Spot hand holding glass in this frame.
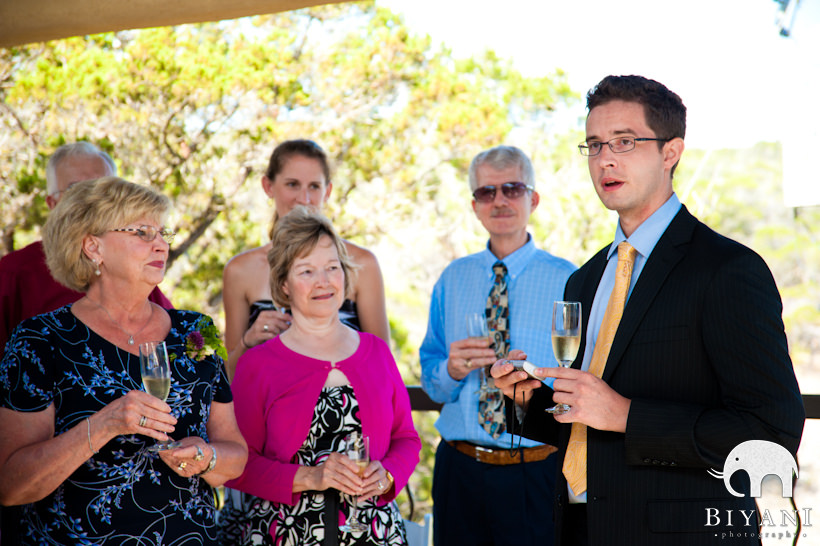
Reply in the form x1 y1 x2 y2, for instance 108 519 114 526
139 341 180 452
466 312 496 391
465 312 491 344
546 301 582 415
339 433 370 533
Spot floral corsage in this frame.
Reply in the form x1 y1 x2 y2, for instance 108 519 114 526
184 319 228 362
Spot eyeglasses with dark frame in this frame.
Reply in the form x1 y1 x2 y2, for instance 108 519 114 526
578 136 669 157
109 225 175 244
472 182 534 203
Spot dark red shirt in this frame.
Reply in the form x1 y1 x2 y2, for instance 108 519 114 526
0 240 173 355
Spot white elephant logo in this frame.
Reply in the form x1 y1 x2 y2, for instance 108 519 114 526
708 440 798 498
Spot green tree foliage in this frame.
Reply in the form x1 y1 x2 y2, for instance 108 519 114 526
0 2 575 311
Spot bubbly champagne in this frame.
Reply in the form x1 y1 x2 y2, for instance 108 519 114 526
356 460 369 477
143 376 171 401
552 334 581 366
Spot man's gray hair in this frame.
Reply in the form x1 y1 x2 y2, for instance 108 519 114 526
468 145 534 191
46 142 117 195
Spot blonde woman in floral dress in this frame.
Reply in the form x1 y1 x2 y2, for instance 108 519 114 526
0 177 247 545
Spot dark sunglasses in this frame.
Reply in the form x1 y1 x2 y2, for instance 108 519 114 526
472 182 534 203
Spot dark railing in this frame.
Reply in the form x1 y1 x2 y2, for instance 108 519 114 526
407 385 442 412
407 386 820 419
402 387 817 520
804 395 820 419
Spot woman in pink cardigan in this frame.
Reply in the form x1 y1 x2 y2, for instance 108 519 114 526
222 207 420 546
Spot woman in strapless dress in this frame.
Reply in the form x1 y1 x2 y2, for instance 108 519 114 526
219 140 391 546
221 139 389 381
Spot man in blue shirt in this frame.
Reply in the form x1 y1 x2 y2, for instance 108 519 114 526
420 145 575 546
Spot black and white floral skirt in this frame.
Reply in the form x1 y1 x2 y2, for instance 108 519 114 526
217 385 407 546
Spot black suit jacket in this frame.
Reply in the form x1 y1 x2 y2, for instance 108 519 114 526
522 206 804 546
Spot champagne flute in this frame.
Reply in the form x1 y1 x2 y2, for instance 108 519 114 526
339 433 370 533
139 341 180 452
546 301 582 415
466 312 490 343
466 312 494 393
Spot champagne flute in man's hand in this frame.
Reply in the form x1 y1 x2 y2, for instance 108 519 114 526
546 301 581 415
466 312 495 392
139 341 180 452
466 312 491 344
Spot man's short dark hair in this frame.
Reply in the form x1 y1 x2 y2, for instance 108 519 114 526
587 75 687 143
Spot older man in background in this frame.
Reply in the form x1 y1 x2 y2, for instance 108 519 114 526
0 142 174 358
420 145 575 545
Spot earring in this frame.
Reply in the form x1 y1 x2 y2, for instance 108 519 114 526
93 259 101 276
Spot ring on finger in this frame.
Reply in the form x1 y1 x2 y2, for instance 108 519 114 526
194 446 204 461
178 462 187 471
139 415 147 427
465 358 472 368
377 480 384 490
263 324 270 332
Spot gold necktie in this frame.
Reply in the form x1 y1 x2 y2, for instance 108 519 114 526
563 242 637 496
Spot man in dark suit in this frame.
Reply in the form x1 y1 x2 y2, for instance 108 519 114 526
492 75 805 545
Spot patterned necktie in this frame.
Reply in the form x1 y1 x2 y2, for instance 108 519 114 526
563 242 637 496
480 261 509 438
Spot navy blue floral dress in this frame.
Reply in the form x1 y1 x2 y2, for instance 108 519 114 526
0 305 233 545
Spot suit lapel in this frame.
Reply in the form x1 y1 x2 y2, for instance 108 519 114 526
600 206 697 383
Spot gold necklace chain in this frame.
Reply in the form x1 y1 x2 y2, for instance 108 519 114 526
88 298 155 345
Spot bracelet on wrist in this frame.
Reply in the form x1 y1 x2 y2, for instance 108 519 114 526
197 445 217 477
86 417 99 454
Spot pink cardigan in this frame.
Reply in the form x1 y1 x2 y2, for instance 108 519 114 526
226 332 421 507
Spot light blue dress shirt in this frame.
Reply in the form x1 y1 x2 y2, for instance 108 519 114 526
570 193 682 503
420 235 576 448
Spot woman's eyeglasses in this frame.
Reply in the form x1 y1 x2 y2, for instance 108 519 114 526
472 182 534 203
109 225 175 244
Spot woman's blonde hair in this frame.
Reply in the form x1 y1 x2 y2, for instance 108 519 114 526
268 206 357 308
43 177 170 292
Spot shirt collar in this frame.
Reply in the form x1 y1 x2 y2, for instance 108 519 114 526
480 233 536 280
609 193 682 260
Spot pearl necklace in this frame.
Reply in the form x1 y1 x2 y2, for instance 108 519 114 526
89 299 155 345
